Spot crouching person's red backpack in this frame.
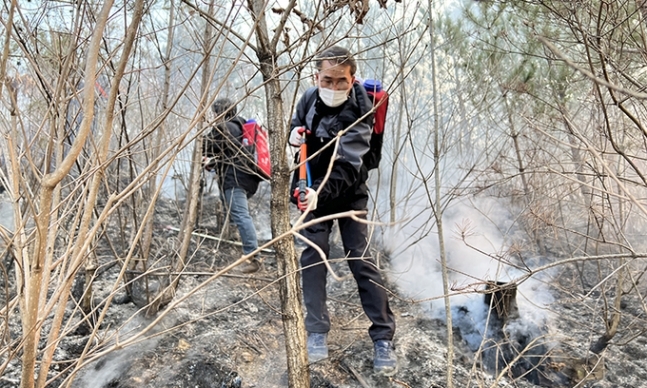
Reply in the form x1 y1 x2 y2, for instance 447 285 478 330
242 119 271 180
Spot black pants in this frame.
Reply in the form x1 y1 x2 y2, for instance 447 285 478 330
299 213 396 342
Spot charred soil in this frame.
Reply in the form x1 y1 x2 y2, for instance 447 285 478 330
2 191 647 388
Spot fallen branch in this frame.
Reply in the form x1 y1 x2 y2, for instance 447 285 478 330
165 225 274 253
343 362 371 388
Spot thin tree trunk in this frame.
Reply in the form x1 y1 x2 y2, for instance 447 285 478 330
5 76 30 329
35 2 144 385
453 65 470 156
560 109 605 258
590 264 625 353
141 0 176 263
389 58 406 224
40 17 87 310
503 95 546 256
428 1 454 387
176 0 214 283
0 0 16 99
19 2 114 386
38 52 77 320
248 0 310 386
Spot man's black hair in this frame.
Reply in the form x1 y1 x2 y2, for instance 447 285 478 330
314 46 357 76
212 98 237 119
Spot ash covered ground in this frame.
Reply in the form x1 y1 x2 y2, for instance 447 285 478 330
1 184 647 388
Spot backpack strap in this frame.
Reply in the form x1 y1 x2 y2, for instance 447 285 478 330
302 87 320 138
354 83 382 170
353 82 372 121
304 87 318 111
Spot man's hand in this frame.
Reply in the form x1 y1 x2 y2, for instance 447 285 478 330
202 156 216 171
289 126 308 147
293 187 317 211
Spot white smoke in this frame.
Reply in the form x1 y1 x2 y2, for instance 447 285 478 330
72 313 166 387
379 195 555 350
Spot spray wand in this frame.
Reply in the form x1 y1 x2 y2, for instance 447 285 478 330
298 127 309 205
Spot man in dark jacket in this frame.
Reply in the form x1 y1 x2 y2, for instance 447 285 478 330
289 46 397 375
203 98 262 273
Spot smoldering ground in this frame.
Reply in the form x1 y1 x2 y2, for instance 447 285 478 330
2 175 647 387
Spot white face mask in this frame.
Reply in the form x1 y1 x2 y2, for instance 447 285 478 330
319 87 349 107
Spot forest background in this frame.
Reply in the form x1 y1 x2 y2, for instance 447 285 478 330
1 0 647 387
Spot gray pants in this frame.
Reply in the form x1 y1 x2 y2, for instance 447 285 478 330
299 213 396 342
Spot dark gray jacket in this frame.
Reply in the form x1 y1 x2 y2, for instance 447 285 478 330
290 83 373 215
203 116 260 197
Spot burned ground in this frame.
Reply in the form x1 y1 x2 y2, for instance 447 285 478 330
2 190 647 388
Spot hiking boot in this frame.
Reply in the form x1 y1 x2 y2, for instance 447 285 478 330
373 340 397 376
236 258 261 274
307 332 328 363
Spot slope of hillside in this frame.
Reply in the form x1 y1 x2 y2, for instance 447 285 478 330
2 191 646 388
